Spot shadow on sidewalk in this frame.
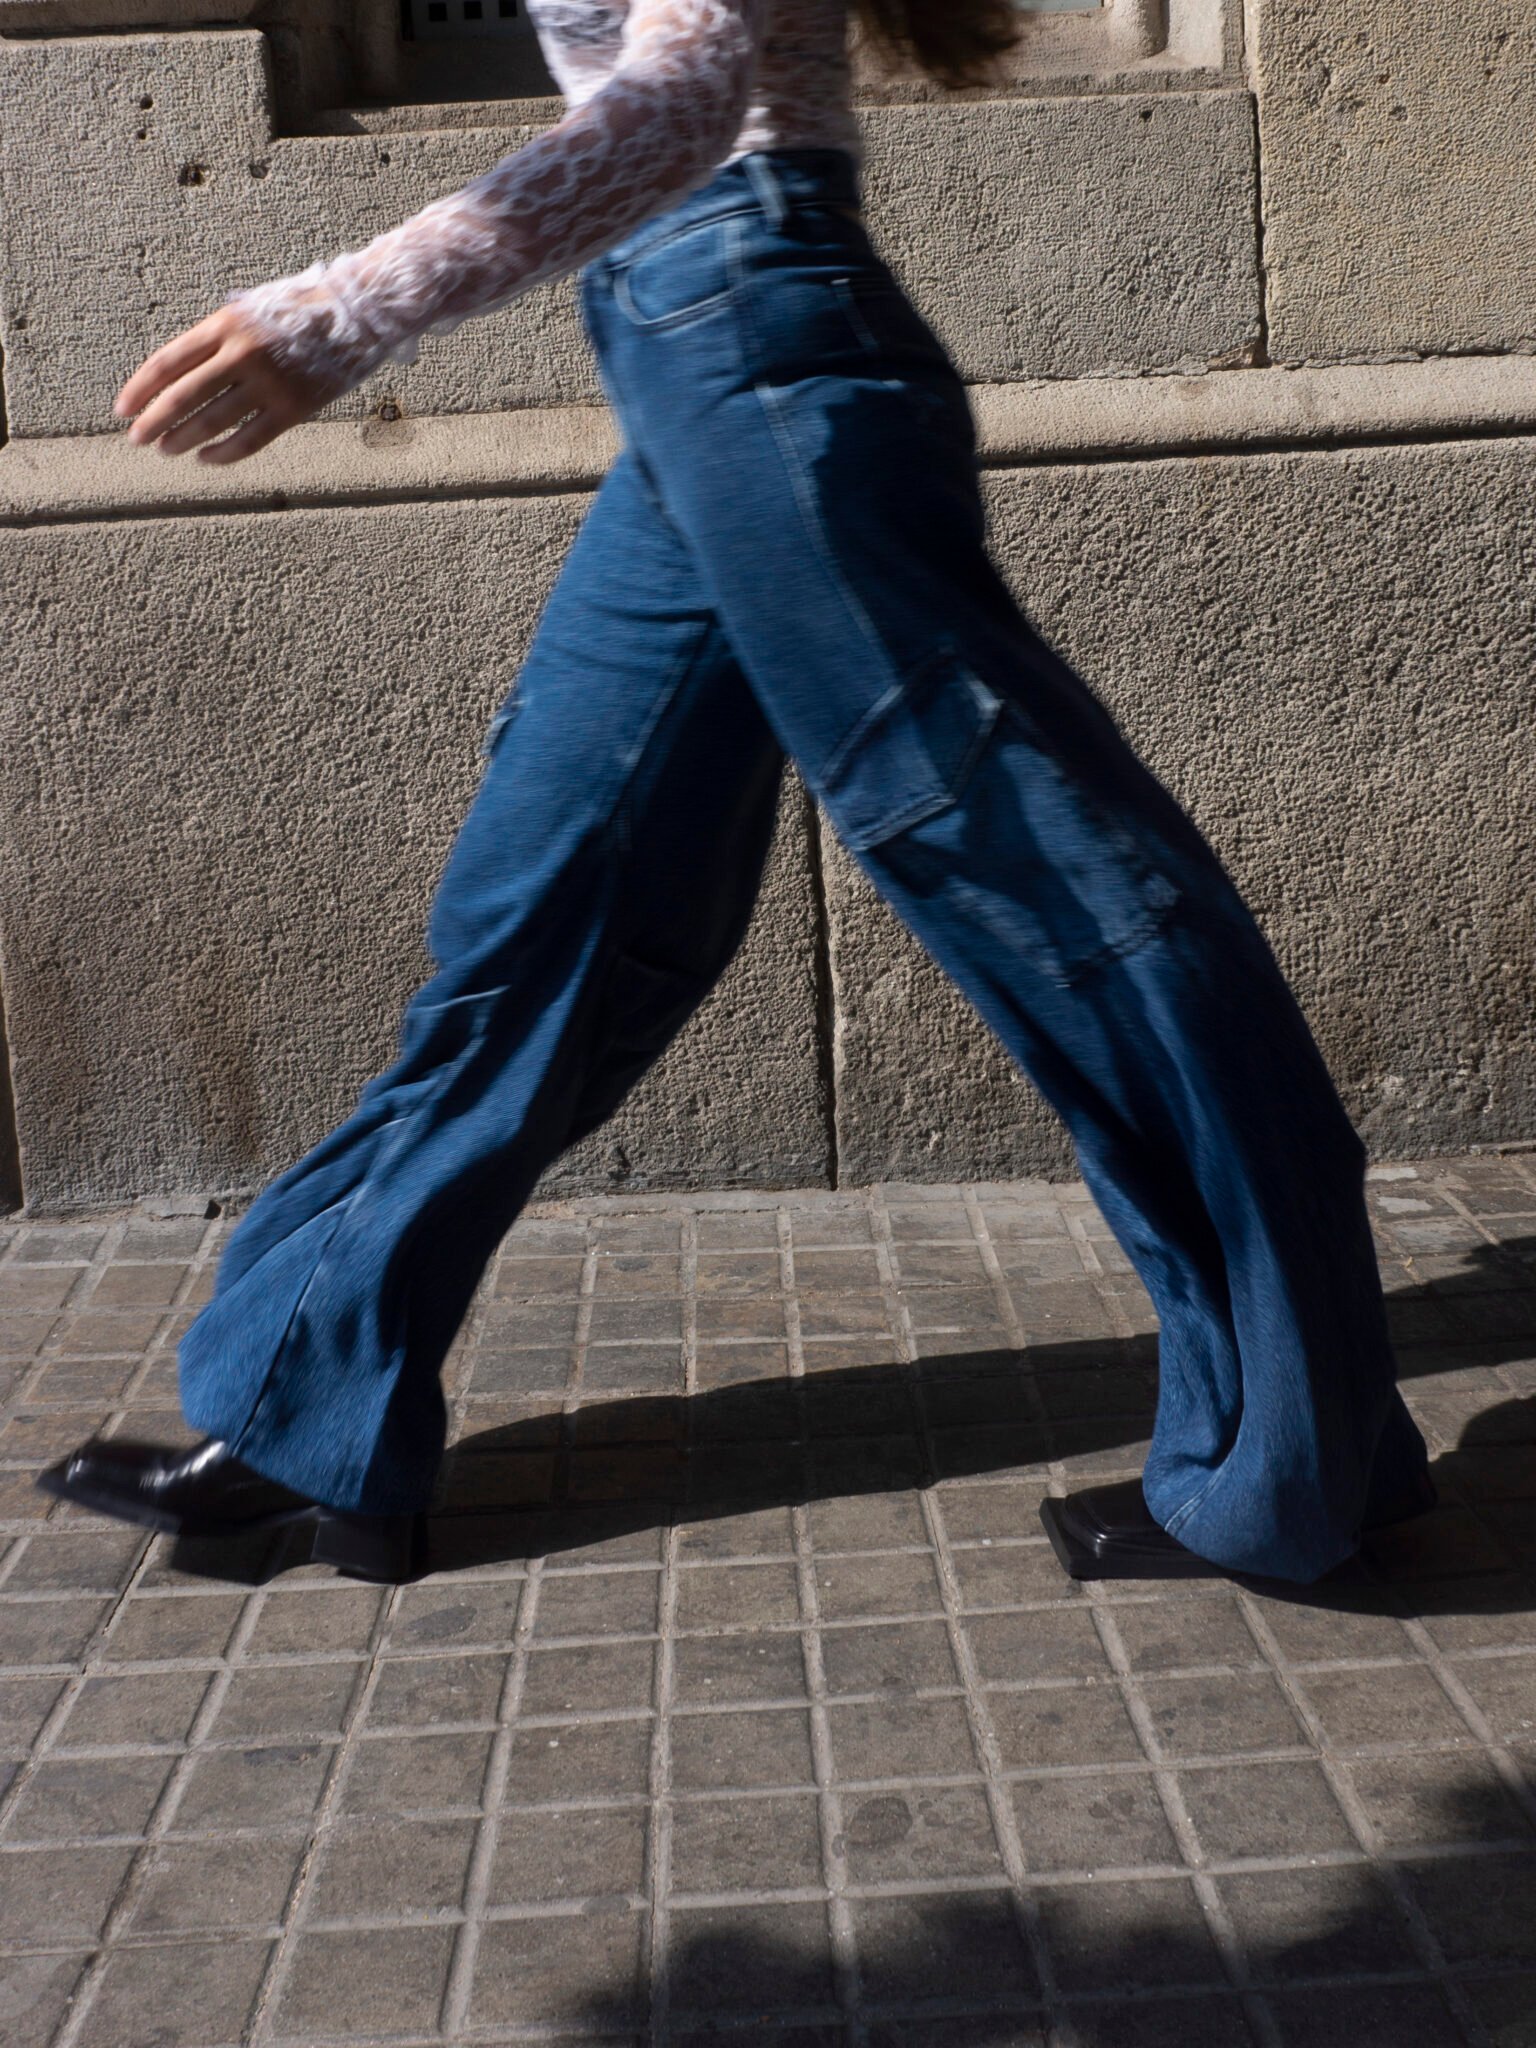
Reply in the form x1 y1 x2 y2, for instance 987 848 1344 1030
549 1773 1536 2043
171 1238 1536 1615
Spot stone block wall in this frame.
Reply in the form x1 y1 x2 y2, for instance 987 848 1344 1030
1 1 1532 1210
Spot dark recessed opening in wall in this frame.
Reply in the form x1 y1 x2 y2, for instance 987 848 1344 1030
394 0 558 105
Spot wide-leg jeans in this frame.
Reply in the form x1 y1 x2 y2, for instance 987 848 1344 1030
180 147 1432 1580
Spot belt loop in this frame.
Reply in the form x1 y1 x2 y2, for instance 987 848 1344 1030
743 152 789 229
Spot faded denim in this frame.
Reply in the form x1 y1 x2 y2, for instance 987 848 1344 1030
180 148 1431 1580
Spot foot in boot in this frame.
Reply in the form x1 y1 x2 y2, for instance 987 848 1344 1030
36 1434 425 1582
1040 1479 1217 1581
1040 1474 1439 1583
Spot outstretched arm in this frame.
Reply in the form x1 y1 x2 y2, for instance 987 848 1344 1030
115 0 765 462
225 0 765 392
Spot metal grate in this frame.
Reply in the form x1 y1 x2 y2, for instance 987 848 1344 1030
405 0 539 41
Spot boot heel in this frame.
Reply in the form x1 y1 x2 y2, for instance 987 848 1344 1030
311 1510 426 1583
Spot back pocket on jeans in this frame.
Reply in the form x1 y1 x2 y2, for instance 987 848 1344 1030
819 641 1002 853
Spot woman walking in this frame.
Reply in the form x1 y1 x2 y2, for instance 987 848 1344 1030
41 0 1434 1585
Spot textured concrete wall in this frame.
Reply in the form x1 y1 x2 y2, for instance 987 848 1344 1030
0 499 826 1210
2 11 1533 1210
1257 0 1536 362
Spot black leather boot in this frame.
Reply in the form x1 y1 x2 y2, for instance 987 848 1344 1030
1040 1479 1218 1581
35 1435 426 1583
1040 1473 1437 1583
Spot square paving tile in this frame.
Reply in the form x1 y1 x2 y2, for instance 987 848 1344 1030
534 1568 662 1639
491 1801 649 1904
243 1585 384 1658
504 1714 654 1803
1036 1878 1223 1994
1265 1982 1466 2048
274 1926 456 2037
826 1696 979 1783
1296 1662 1477 1751
1176 1760 1358 1862
966 1607 1113 1686
306 1813 477 1919
6 1528 146 1596
671 1790 823 1894
674 1630 807 1706
0 1951 90 2048
841 1782 1006 1884
100 1591 246 1663
820 1618 959 1697
671 1707 815 1793
5 1753 174 1841
678 1560 801 1629
340 1730 492 1814
1107 1596 1263 1674
669 1901 836 2016
1221 1865 1419 1983
0 1843 137 1943
54 1668 212 1750
1012 1770 1182 1873
522 1637 658 1715
1137 1673 1308 1760
471 1908 647 2026
364 1651 504 1729
173 1740 336 1830
1402 1848 1536 1965
129 1831 307 1933
855 1891 1039 2004
0 1673 65 1750
210 1661 363 1742
989 1685 1145 1770
74 1937 271 2048
1343 1747 1534 1849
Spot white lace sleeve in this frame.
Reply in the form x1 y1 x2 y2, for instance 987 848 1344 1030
223 0 766 399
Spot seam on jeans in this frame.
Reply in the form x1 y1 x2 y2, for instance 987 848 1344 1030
1053 884 1185 988
222 974 517 1479
606 185 839 274
1161 1471 1223 1542
753 376 897 702
220 1180 372 1485
986 695 1186 987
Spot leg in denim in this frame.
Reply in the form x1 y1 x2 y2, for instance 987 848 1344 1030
578 150 1430 1580
179 448 783 1512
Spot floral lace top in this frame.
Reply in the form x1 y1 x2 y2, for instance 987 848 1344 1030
223 0 857 399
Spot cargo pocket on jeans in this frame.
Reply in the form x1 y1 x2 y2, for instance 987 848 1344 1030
819 640 1002 854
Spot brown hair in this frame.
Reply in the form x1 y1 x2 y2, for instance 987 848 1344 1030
853 0 1023 89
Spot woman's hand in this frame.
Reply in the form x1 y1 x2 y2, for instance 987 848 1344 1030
113 303 340 465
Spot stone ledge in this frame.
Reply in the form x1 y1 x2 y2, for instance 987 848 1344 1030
4 354 1535 526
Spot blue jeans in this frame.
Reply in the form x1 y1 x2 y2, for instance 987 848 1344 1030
180 148 1430 1579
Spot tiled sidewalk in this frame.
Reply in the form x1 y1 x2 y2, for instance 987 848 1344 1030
1 1158 1534 2047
